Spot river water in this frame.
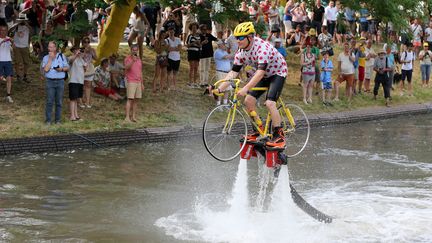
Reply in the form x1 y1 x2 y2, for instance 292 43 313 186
0 114 431 242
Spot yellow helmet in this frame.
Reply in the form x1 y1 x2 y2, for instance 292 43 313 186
234 22 255 37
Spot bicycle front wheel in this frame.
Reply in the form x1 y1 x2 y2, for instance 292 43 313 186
203 104 248 162
279 103 310 158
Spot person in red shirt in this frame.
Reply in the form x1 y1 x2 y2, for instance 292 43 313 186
52 1 66 29
21 0 46 34
260 0 271 23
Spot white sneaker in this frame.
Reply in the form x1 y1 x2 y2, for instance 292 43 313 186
6 96 13 103
86 105 92 108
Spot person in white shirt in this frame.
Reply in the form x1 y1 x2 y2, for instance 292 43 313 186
10 14 32 83
399 43 415 96
166 27 182 90
364 40 376 94
419 42 432 87
68 47 86 121
410 18 423 57
0 24 13 103
324 0 337 36
424 21 432 48
268 2 280 35
335 42 355 101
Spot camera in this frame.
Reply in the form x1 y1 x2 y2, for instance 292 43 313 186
79 48 85 53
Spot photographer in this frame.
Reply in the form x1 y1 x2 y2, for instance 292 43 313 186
21 0 46 35
419 42 432 87
68 46 86 121
0 23 13 103
124 44 143 123
373 50 392 107
10 14 32 83
41 41 69 124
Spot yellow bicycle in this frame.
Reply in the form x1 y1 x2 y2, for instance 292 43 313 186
203 79 310 161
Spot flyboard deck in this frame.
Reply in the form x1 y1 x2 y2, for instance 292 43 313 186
241 140 333 223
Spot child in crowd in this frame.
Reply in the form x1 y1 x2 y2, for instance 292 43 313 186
68 47 86 121
320 51 333 106
301 40 316 104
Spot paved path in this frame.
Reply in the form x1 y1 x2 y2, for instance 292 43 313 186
0 103 431 156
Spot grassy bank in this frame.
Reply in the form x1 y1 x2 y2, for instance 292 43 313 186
0 44 431 139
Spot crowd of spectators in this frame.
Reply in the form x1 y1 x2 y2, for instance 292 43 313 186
1 0 432 125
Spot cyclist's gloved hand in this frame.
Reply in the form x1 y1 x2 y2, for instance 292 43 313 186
203 85 219 100
203 84 214 95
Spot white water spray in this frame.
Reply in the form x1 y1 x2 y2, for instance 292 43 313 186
155 158 313 242
228 158 249 219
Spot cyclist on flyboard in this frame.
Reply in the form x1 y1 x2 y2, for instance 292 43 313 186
213 22 288 149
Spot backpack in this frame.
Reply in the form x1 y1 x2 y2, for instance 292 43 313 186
57 53 69 80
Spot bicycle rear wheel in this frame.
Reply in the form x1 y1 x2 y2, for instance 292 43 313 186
203 104 248 162
279 103 310 157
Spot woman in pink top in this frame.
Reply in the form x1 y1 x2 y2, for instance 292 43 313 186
124 44 144 122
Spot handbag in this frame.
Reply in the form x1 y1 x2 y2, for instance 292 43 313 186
157 55 168 67
327 47 334 56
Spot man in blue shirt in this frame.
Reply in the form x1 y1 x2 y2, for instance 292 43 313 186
41 41 69 124
344 7 356 37
274 38 287 58
213 40 233 106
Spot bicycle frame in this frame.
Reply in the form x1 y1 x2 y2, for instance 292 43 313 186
214 79 296 139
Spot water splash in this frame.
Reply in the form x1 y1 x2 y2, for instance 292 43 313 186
228 158 249 219
155 159 312 242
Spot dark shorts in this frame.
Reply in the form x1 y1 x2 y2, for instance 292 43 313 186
248 75 285 102
0 61 13 77
69 83 83 100
167 59 180 72
401 69 413 83
360 22 368 32
187 50 200 61
321 81 332 90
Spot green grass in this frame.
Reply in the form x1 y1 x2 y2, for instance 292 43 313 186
0 43 431 139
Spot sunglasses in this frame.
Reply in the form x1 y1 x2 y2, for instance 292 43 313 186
236 36 247 41
83 41 90 44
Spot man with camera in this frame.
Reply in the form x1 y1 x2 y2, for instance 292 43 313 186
21 0 45 35
419 42 432 88
41 41 69 124
373 50 392 107
0 23 13 103
10 14 32 83
124 44 144 123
